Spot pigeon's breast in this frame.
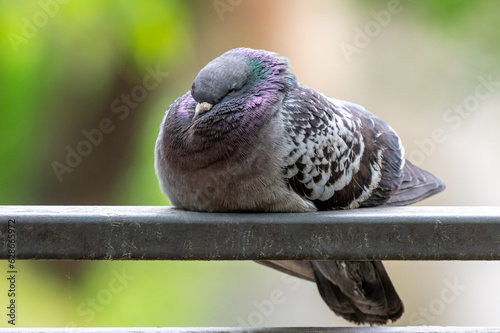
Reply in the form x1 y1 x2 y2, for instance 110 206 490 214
156 111 314 213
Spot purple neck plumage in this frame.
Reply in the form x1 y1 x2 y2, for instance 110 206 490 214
162 48 297 171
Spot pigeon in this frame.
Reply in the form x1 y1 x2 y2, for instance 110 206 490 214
154 47 445 325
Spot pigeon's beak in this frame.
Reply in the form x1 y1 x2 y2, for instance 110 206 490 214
193 102 213 120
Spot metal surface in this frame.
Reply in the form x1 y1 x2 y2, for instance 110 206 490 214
1 206 500 260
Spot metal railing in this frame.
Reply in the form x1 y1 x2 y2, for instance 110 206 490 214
1 327 500 333
1 205 500 332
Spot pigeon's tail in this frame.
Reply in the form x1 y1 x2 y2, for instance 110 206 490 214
311 260 403 325
386 159 446 206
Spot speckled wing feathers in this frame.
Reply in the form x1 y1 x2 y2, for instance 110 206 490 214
281 84 406 210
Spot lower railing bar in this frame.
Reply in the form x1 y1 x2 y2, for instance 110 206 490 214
1 326 500 333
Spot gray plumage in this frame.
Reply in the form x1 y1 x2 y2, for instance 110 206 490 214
154 48 445 325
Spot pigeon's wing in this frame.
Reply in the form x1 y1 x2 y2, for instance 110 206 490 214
342 101 446 207
281 84 445 209
281 84 371 209
384 159 446 206
273 84 445 324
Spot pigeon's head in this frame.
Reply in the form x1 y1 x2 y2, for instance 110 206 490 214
190 48 296 119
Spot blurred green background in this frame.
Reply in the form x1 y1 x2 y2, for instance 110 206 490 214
1 0 500 328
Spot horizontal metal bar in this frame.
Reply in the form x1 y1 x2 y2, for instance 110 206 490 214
1 327 500 333
1 206 500 260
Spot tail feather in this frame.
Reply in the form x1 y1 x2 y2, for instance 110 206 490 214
256 260 315 282
311 260 403 325
257 260 404 325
